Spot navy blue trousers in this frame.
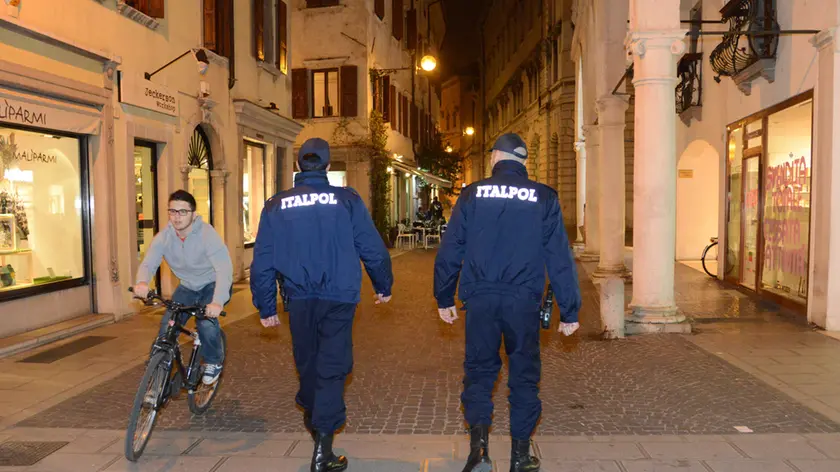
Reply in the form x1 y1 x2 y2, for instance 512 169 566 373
462 294 542 440
288 298 356 434
158 283 225 364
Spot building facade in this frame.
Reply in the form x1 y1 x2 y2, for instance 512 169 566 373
478 0 583 241
440 74 481 187
0 0 300 338
290 0 449 228
572 0 840 334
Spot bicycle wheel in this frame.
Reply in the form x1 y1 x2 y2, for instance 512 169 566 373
125 351 170 461
187 330 227 415
701 241 718 278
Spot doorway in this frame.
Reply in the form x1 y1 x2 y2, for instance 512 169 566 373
134 141 160 291
187 126 213 225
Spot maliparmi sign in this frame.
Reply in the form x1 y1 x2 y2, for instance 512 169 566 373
118 72 179 117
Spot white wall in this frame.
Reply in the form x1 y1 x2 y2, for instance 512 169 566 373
676 139 720 260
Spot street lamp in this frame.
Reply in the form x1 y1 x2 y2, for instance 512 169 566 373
420 55 437 72
464 126 475 136
445 145 453 153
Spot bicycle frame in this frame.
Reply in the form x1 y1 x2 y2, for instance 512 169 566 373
151 311 211 402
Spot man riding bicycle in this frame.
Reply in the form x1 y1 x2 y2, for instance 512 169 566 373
133 190 233 385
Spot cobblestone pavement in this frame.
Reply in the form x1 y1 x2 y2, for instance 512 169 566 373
17 251 840 435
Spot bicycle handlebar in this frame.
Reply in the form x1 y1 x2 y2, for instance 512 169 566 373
128 287 226 318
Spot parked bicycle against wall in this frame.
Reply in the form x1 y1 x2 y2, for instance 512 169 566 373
124 288 227 462
701 237 719 278
701 237 738 279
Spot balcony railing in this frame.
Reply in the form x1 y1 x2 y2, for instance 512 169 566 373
709 0 779 79
676 53 702 114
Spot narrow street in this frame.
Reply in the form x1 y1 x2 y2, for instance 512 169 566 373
2 250 840 470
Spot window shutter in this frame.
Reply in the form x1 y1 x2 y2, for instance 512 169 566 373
411 102 419 142
404 96 409 135
277 1 288 73
389 84 396 127
340 65 358 118
147 0 165 18
392 0 403 40
383 76 391 123
375 0 385 19
406 8 417 50
203 0 217 51
292 69 309 119
218 0 234 59
253 0 265 61
419 110 425 147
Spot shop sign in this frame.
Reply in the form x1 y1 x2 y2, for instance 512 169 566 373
118 72 179 117
0 92 101 135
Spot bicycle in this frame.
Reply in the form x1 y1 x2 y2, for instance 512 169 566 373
701 237 719 278
701 237 738 279
124 288 227 462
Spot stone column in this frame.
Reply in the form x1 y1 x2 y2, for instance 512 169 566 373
210 168 230 239
808 27 840 330
624 16 690 333
179 165 191 189
579 124 600 261
574 140 586 251
594 96 630 278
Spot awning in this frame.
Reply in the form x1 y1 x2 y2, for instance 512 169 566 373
390 160 452 188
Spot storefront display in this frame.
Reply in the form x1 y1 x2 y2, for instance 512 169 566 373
0 125 86 295
725 93 813 309
243 143 265 246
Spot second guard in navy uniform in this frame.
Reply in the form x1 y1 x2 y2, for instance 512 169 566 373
250 138 393 472
434 133 582 472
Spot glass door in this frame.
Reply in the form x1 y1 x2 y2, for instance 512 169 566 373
187 127 213 225
134 141 160 291
741 156 760 289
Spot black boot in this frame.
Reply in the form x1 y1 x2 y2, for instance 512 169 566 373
510 439 540 472
461 425 492 472
303 411 316 441
311 431 348 472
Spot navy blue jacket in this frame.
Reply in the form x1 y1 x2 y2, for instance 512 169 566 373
250 171 393 319
434 160 582 323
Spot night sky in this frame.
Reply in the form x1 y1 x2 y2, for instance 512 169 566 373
439 0 486 80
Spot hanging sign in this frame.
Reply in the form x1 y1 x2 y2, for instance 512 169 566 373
118 72 179 117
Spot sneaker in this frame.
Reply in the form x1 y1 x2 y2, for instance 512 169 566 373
202 364 223 385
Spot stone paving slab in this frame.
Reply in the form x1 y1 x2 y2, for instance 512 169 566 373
8 429 840 471
15 251 840 436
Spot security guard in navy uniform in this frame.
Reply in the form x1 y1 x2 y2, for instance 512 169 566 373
250 138 393 472
434 133 582 472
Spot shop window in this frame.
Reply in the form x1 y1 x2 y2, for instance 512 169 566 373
243 143 266 247
761 98 813 304
0 127 88 296
726 93 813 308
725 127 743 280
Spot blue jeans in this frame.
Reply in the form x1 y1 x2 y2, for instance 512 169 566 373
157 283 226 365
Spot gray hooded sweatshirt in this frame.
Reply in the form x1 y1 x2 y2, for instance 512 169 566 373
136 216 233 306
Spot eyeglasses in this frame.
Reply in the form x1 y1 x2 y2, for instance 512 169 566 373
167 209 193 217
